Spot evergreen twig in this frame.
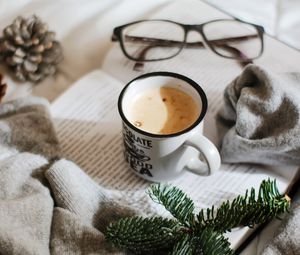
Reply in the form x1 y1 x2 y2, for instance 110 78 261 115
106 217 180 254
105 179 290 255
147 184 195 227
171 234 194 255
195 179 290 233
191 228 234 255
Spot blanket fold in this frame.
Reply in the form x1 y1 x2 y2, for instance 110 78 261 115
47 159 135 255
218 64 300 165
0 97 133 255
218 64 300 254
261 191 300 254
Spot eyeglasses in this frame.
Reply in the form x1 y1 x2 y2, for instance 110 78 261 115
112 19 264 70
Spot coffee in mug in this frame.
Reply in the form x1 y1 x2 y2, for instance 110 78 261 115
127 87 200 135
118 72 221 182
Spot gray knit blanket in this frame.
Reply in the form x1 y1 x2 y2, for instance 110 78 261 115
218 65 300 254
0 97 135 254
0 65 299 254
219 65 300 166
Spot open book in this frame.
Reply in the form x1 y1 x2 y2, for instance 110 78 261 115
51 0 300 252
51 70 300 251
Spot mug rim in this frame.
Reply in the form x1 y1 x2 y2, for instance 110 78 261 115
118 72 208 138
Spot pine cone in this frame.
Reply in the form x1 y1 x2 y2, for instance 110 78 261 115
0 15 63 83
0 73 7 102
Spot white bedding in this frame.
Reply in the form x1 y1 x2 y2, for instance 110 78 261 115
0 0 174 100
0 0 299 101
205 0 300 50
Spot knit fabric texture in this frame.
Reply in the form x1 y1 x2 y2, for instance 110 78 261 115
218 64 300 254
0 97 135 255
261 190 300 254
218 64 300 165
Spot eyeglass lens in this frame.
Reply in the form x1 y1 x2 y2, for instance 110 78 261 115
203 20 262 60
121 20 185 61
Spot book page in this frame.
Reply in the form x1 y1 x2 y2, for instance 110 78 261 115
51 70 299 249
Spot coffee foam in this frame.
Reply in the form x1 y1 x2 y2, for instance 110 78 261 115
127 86 200 135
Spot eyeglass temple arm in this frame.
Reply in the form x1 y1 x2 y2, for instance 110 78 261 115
133 43 252 71
133 45 156 71
121 34 258 48
113 34 257 70
218 44 253 67
129 35 254 70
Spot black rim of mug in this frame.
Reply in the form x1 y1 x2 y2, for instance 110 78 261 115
118 71 208 138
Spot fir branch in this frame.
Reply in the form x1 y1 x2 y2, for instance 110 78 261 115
196 179 290 233
192 228 234 255
147 183 195 226
105 179 290 255
171 229 233 255
171 234 194 255
105 216 181 253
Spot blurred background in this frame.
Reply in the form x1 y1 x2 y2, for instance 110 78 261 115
0 0 299 102
204 0 300 50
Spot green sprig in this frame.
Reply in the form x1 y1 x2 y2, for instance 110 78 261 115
105 179 290 255
106 217 180 253
147 184 195 227
196 179 290 233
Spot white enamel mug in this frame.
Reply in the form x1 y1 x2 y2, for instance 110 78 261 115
118 72 221 182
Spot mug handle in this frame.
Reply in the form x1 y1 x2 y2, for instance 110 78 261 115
184 132 221 176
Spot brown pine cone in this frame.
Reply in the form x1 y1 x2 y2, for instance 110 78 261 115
0 73 7 102
0 15 63 83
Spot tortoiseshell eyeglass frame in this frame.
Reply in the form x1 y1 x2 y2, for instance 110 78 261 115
112 19 264 70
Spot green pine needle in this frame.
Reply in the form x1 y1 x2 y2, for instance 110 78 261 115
196 179 290 233
171 229 233 255
147 183 195 226
105 216 180 253
171 234 194 255
105 179 291 255
192 228 234 255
